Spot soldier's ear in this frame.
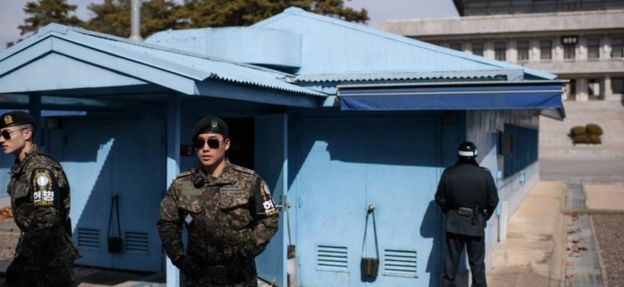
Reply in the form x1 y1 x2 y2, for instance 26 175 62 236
224 137 230 151
23 128 33 141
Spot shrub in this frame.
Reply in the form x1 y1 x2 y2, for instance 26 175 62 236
570 126 586 136
586 123 603 135
573 134 591 144
590 134 602 144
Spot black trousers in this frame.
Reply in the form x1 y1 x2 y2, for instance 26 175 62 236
5 264 73 287
442 232 486 287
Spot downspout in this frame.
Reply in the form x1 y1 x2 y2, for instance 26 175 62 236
129 0 143 42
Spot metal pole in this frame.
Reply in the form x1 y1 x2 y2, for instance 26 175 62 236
130 0 143 42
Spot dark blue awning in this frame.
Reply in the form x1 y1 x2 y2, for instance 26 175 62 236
338 82 565 119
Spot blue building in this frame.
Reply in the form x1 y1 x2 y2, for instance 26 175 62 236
0 8 563 287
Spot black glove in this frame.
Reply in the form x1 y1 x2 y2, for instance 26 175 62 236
173 255 201 277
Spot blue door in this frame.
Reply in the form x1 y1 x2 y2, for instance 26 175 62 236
293 117 442 287
49 119 165 272
254 114 288 286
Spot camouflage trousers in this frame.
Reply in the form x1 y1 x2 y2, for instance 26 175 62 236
5 262 74 287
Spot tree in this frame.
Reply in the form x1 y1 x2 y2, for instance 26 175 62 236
18 0 83 36
84 0 368 38
176 0 368 28
85 0 179 38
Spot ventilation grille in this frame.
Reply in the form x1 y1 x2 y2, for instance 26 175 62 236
383 249 418 278
316 245 348 271
125 231 149 255
77 228 99 249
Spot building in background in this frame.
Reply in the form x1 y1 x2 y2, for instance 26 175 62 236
381 0 624 103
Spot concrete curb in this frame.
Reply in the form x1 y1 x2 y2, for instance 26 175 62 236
589 215 609 287
561 209 624 215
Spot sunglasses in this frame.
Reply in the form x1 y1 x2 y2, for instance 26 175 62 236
193 138 221 149
0 128 26 141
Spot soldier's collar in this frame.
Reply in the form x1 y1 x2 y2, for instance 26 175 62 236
212 162 235 185
12 144 39 174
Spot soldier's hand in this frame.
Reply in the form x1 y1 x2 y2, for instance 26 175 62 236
173 255 201 277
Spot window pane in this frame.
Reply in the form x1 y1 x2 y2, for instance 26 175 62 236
517 40 529 61
612 38 623 58
612 78 624 94
587 38 600 59
495 41 507 61
472 42 484 56
588 78 602 100
449 42 463 51
540 40 552 60
564 44 576 59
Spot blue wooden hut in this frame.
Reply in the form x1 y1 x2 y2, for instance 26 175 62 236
0 7 563 287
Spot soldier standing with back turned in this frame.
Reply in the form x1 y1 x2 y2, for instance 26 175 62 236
435 141 499 287
0 111 80 287
157 116 279 287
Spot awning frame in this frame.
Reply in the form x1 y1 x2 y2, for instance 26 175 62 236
337 80 566 120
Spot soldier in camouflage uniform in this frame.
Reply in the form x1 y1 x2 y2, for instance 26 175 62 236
0 111 81 287
158 116 279 287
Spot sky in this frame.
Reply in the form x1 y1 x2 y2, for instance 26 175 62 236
0 0 459 50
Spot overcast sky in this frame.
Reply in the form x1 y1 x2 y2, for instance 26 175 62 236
0 0 458 49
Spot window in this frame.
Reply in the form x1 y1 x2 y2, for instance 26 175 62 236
540 40 552 60
587 38 600 59
495 41 507 61
612 78 624 94
565 79 576 101
588 79 602 100
612 37 624 58
471 42 484 56
564 44 576 60
449 42 463 51
517 40 529 61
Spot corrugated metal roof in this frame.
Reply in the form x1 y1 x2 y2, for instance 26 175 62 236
292 69 524 83
0 24 324 97
254 7 557 82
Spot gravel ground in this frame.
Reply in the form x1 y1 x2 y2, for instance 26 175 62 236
592 214 624 287
0 217 19 261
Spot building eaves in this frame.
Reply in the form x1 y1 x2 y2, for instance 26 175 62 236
293 69 524 83
380 9 624 36
0 23 325 97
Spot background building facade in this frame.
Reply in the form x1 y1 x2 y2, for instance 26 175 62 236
381 0 624 103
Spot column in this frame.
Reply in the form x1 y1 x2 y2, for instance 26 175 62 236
166 91 181 287
604 76 615 101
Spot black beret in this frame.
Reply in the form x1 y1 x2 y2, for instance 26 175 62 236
191 116 229 140
0 111 35 129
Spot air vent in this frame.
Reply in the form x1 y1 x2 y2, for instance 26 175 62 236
383 249 418 278
125 231 149 255
77 228 99 249
316 245 348 271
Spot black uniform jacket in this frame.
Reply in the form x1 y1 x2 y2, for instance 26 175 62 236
435 163 499 237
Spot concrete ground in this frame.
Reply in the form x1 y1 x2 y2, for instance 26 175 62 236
488 180 624 287
488 181 565 287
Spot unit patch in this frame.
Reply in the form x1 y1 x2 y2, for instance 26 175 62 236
32 169 54 207
258 180 277 216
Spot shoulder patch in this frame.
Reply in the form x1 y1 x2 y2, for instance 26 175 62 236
231 164 256 175
31 168 56 207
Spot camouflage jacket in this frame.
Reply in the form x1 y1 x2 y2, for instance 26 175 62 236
157 162 279 283
8 144 81 269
